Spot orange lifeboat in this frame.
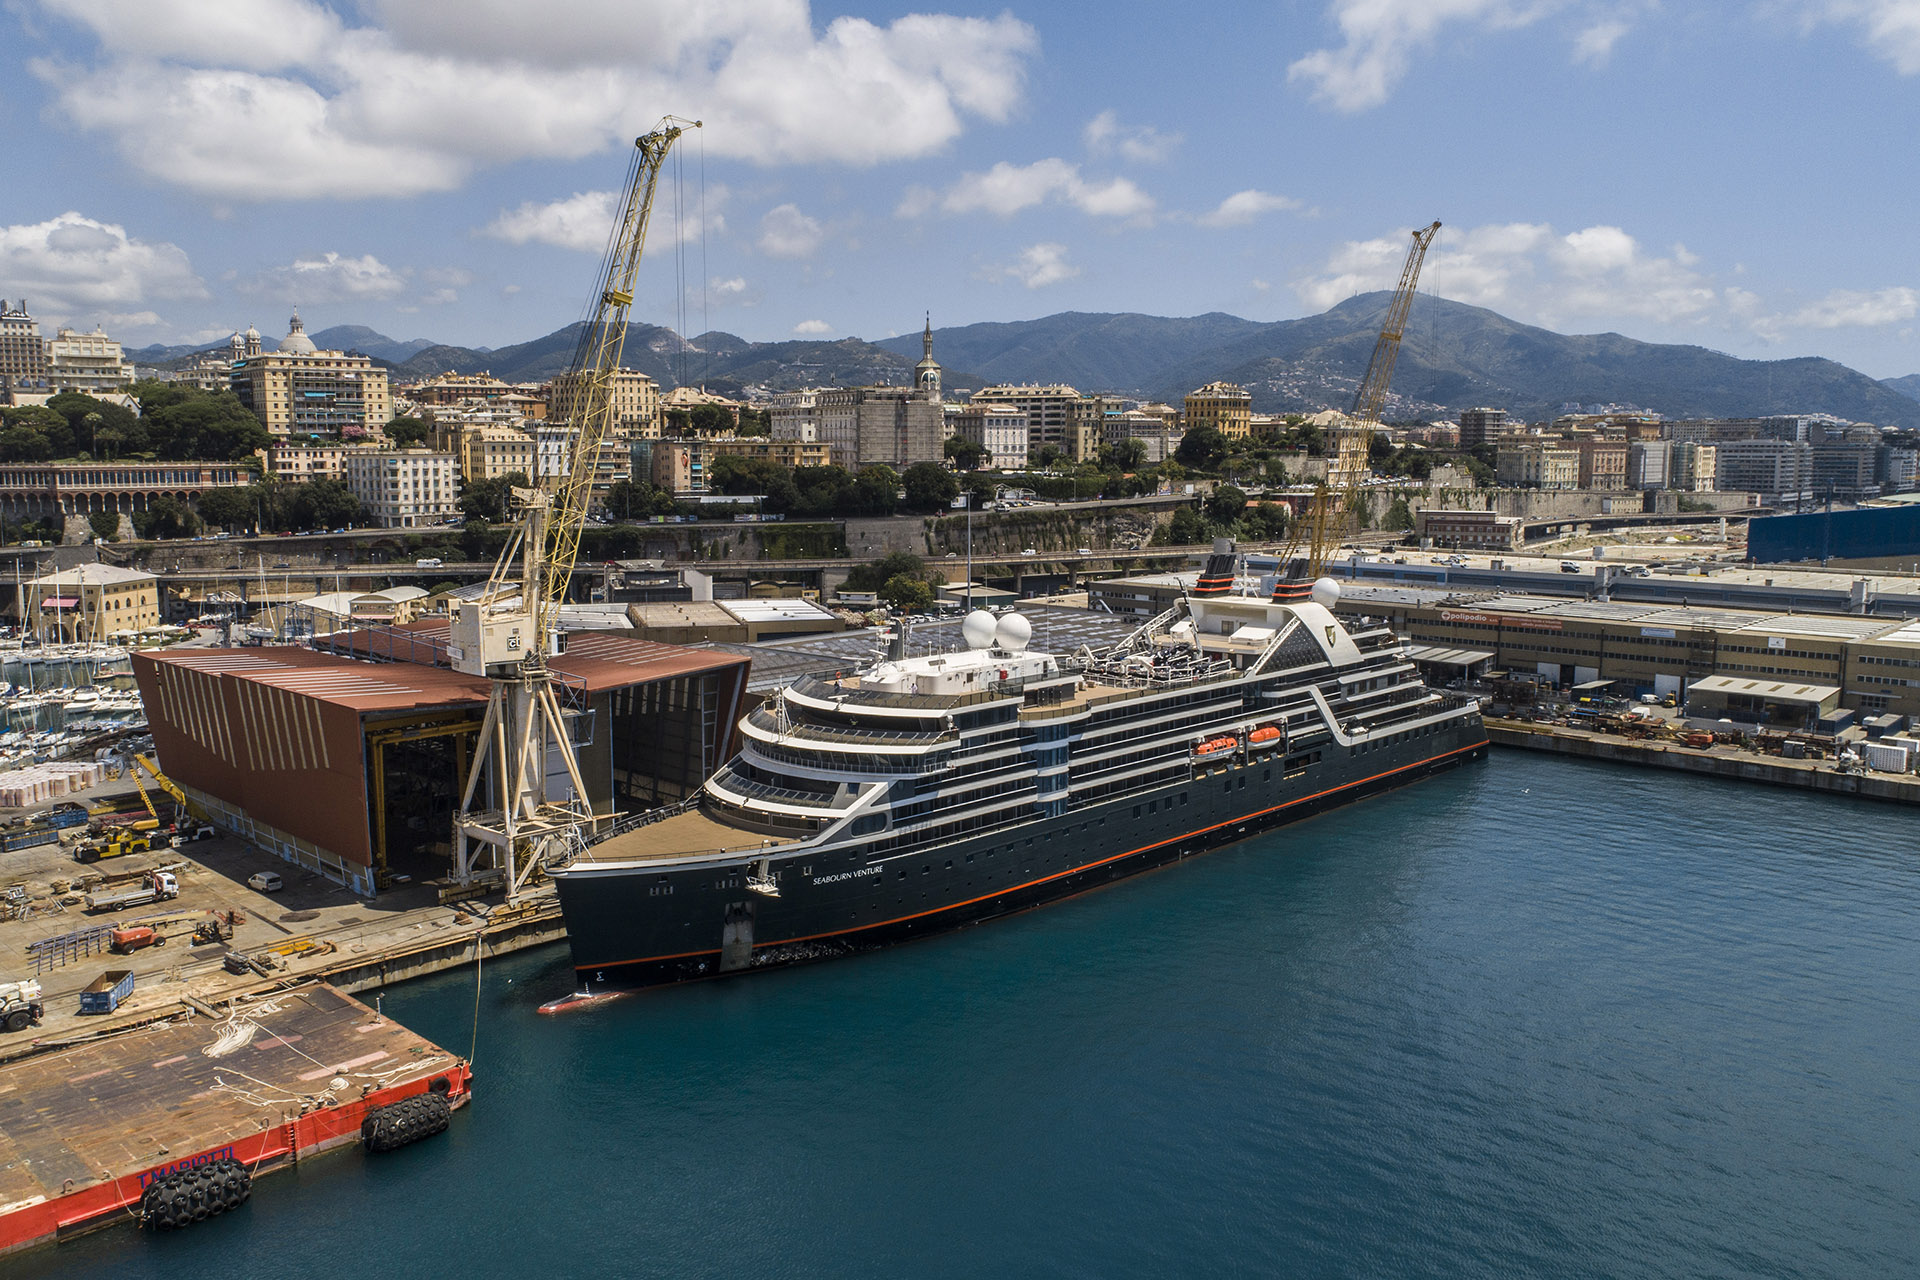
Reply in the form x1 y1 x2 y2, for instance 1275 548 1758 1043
1194 736 1238 756
1247 725 1282 747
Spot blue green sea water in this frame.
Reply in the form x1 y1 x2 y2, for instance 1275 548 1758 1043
21 752 1920 1278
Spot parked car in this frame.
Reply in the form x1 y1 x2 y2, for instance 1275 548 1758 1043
247 871 284 893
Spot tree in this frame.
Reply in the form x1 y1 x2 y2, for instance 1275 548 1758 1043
852 465 900 516
845 550 930 593
1034 444 1064 469
687 404 736 435
1238 501 1289 541
287 478 363 531
944 436 989 470
1157 506 1210 546
879 572 935 613
460 471 529 524
736 407 772 437
384 415 434 448
88 511 120 542
196 486 260 532
1383 495 1414 531
1110 438 1148 471
146 392 272 461
133 496 200 540
0 425 52 462
1204 484 1247 525
1175 426 1228 470
902 461 960 512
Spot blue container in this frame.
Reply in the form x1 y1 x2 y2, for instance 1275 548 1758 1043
78 969 135 1015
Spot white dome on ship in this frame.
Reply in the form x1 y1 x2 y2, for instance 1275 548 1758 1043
1311 577 1341 608
993 612 1031 654
961 609 997 650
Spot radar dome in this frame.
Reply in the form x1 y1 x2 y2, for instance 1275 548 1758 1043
961 609 997 650
993 612 1032 654
1310 577 1342 609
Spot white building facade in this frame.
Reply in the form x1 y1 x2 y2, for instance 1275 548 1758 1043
344 450 459 528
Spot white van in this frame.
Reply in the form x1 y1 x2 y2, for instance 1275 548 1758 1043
416 557 444 568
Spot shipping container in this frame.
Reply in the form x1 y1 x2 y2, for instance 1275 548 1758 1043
77 969 135 1015
1863 741 1913 773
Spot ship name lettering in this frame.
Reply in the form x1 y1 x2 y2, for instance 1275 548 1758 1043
811 867 881 885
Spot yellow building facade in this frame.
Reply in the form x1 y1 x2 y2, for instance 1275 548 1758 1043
25 563 160 643
1183 382 1253 440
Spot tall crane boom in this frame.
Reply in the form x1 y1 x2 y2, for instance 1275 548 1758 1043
1294 219 1440 578
450 118 697 902
538 124 691 639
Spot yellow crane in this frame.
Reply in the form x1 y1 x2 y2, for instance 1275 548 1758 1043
449 118 698 900
1286 220 1441 579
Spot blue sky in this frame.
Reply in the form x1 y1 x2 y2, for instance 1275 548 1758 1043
3 0 1918 379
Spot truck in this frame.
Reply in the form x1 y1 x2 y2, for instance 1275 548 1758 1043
78 969 135 1015
83 870 179 914
169 822 216 848
1 979 44 1034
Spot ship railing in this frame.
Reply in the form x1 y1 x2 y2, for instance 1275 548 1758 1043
746 705 956 747
586 796 700 848
788 670 1032 711
710 766 855 810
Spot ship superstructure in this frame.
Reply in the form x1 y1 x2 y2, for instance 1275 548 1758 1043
550 565 1488 990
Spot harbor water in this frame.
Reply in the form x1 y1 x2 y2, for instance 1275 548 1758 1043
20 752 1920 1279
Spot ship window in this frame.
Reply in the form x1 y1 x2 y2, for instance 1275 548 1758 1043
1237 778 1246 790
1133 806 1141 818
1263 769 1271 781
965 853 974 863
922 866 930 875
1181 794 1188 805
1147 801 1157 814
898 869 907 880
944 860 952 870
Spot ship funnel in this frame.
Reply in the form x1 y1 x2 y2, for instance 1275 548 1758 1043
1192 536 1238 598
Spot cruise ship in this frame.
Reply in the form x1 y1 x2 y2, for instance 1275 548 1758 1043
549 547 1490 992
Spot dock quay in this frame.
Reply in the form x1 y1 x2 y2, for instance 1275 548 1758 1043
1487 717 1920 804
0 980 472 1256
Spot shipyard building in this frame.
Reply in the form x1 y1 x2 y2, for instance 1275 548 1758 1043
132 627 748 896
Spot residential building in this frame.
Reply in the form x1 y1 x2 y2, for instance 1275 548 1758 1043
545 368 659 438
408 371 518 409
1626 440 1671 491
1495 442 1580 489
1183 381 1254 440
1714 439 1813 506
769 389 822 441
1879 444 1920 494
0 299 49 395
660 385 742 430
25 563 160 643
1413 510 1523 550
267 444 364 484
1672 441 1717 492
1576 439 1629 490
948 404 1029 470
454 424 536 483
1457 407 1509 449
969 384 1085 462
343 449 459 528
1811 438 1881 501
231 313 392 441
815 385 945 470
1103 409 1180 463
45 325 134 394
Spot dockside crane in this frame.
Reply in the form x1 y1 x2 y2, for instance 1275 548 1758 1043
1283 219 1441 580
449 118 698 901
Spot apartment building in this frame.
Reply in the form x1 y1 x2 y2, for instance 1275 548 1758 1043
45 326 134 394
1457 407 1510 449
344 449 459 527
231 314 392 440
0 299 48 394
969 384 1086 461
545 367 660 438
1183 381 1254 440
947 404 1030 470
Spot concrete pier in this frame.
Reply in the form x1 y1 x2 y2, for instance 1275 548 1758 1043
1487 718 1920 804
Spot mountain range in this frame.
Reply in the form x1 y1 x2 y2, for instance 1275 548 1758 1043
129 299 1920 428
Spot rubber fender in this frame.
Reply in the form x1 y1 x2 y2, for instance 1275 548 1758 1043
361 1091 452 1153
140 1157 251 1230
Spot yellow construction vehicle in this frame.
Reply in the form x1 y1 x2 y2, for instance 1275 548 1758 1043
1281 220 1442 579
76 827 157 864
131 754 208 823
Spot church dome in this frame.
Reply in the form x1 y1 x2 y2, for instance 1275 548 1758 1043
280 311 318 355
245 325 260 340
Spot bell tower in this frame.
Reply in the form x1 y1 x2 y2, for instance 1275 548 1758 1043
913 312 942 403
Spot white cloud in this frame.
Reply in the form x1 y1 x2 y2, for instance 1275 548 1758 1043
1776 287 1920 332
1810 1 1920 74
484 191 621 253
984 243 1079 289
793 319 833 335
1294 220 1713 324
27 0 1040 200
0 211 207 327
1198 189 1304 228
712 276 748 297
908 158 1155 220
758 204 825 259
1083 110 1181 163
239 252 408 303
1572 18 1631 66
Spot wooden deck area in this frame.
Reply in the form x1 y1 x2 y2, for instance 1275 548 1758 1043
575 809 794 865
